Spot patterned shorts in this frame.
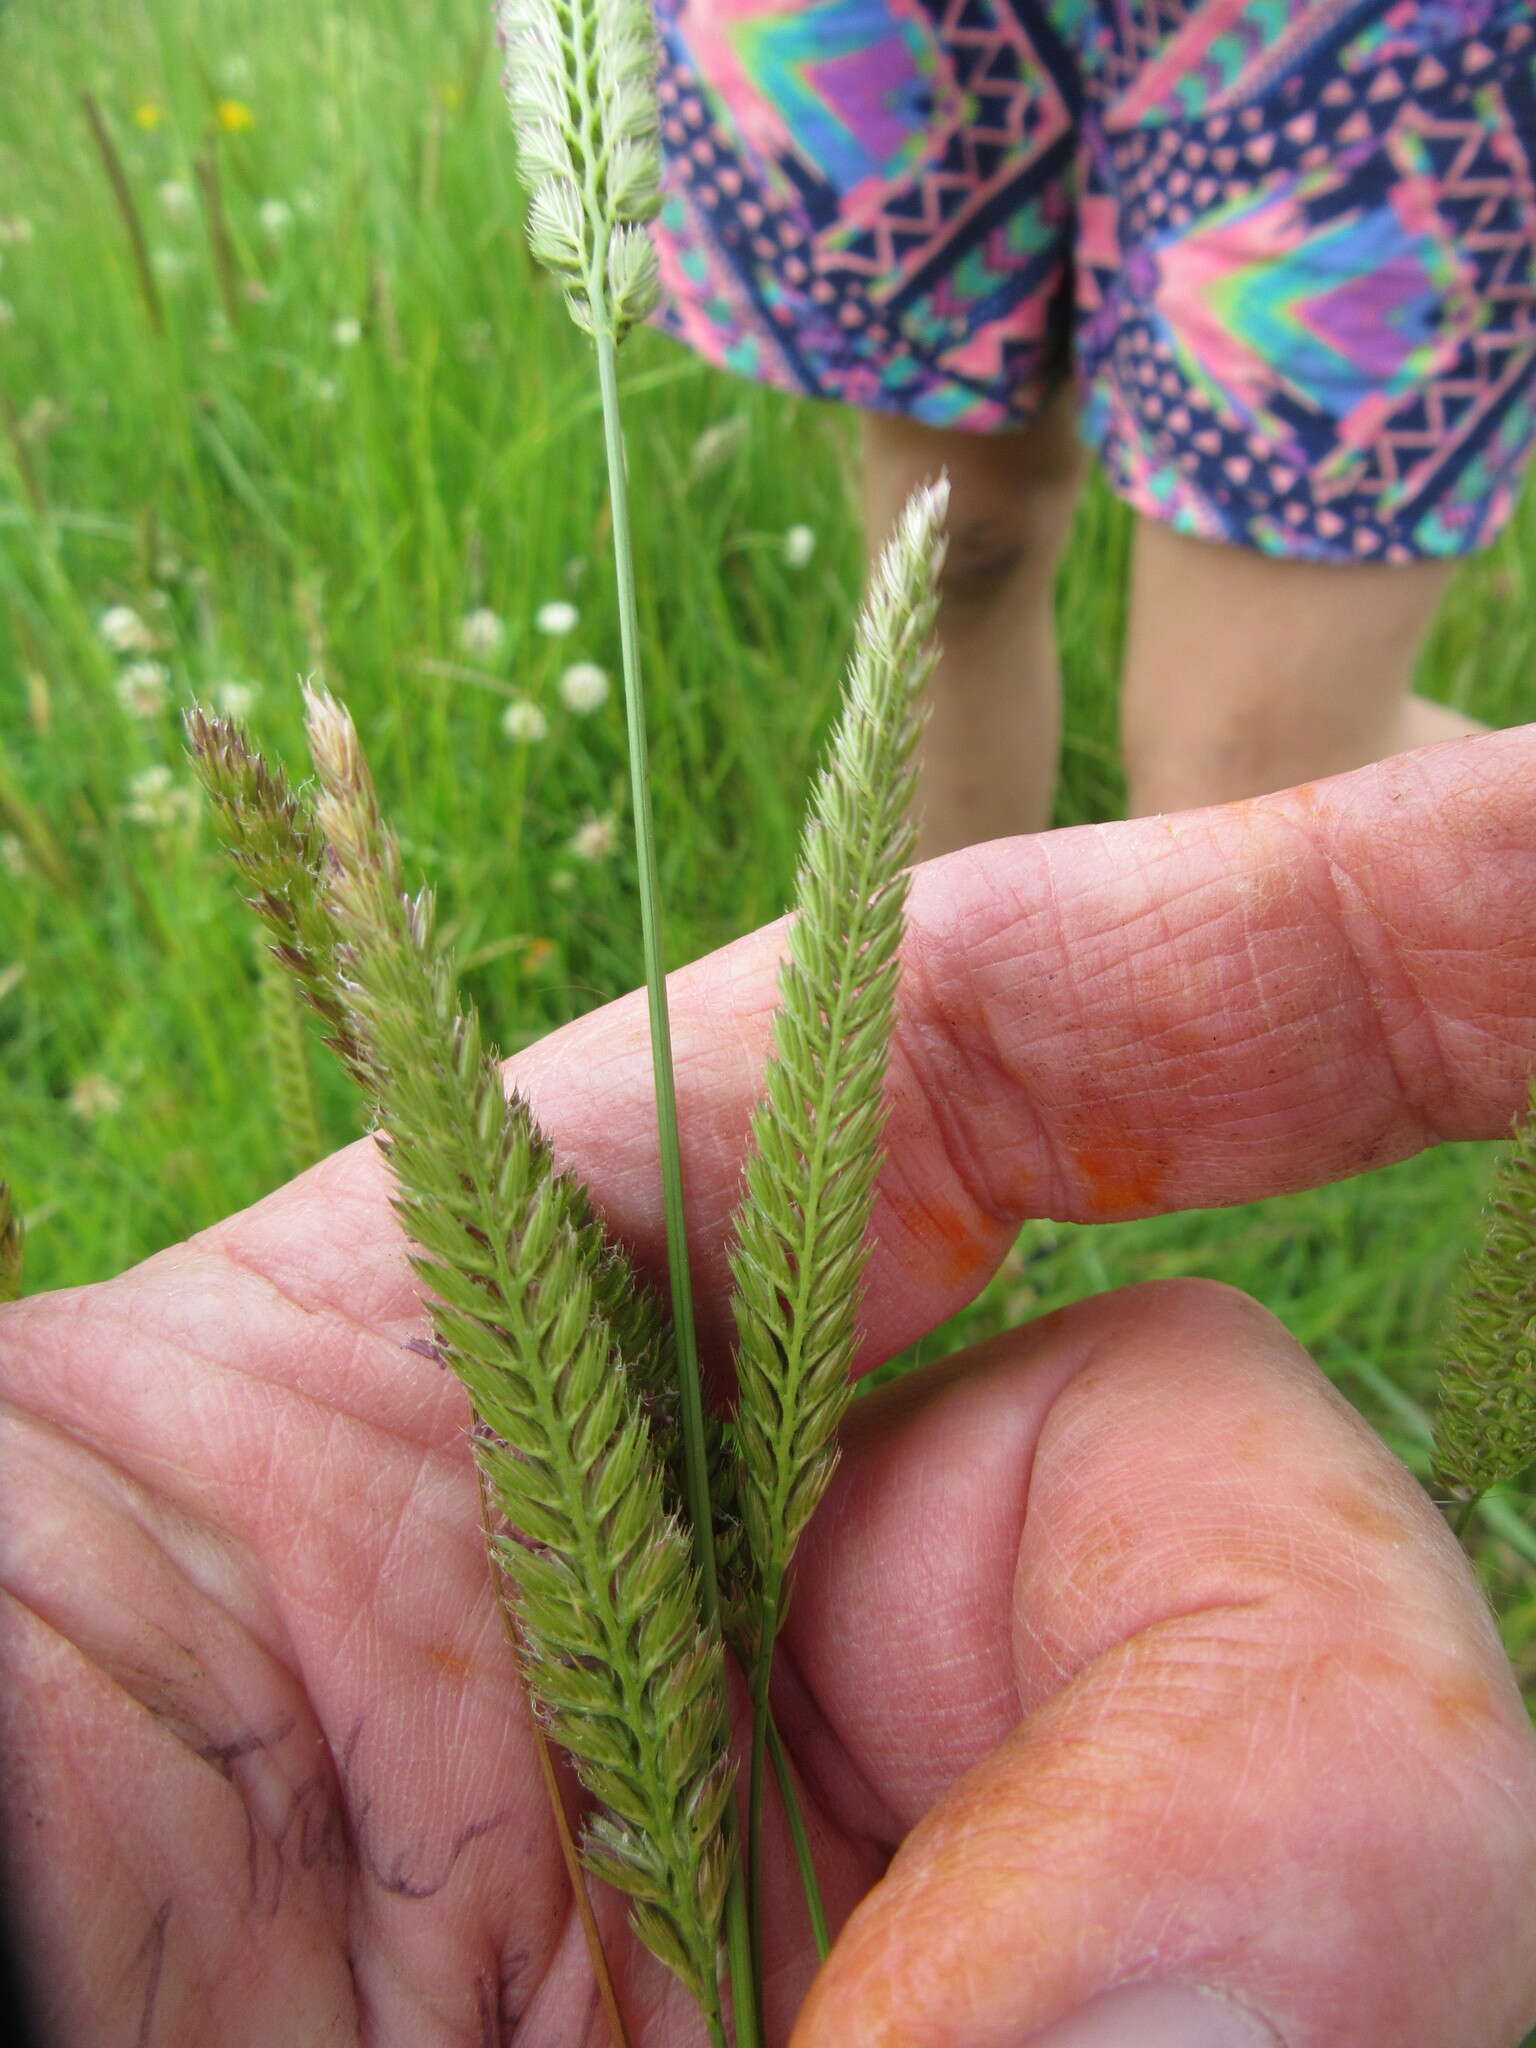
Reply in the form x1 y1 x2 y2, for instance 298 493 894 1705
651 0 1536 560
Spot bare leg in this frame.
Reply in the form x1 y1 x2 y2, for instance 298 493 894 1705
1120 518 1483 815
862 390 1087 858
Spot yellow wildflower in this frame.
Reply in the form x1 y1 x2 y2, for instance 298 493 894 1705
133 101 163 129
216 98 254 133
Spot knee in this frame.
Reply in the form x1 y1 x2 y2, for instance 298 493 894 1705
937 485 1078 605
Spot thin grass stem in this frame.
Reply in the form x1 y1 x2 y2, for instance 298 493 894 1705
592 321 760 2048
0 1182 22 1305
80 92 164 335
766 1712 828 1962
1453 1491 1483 1542
194 146 244 329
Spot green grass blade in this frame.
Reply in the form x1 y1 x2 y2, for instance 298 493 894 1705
1433 1078 1536 1510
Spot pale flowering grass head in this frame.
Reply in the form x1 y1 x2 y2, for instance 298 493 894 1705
258 198 293 236
497 0 664 342
501 699 549 743
114 661 171 719
157 180 195 218
535 598 579 637
558 661 609 714
331 315 362 348
458 607 507 660
0 216 34 246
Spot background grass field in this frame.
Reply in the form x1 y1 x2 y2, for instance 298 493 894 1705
3 0 1535 1758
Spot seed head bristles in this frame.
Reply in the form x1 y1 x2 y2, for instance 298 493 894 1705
0 1181 22 1304
185 703 679 1447
498 0 663 340
729 478 948 1627
1433 1079 1536 1511
301 687 732 2012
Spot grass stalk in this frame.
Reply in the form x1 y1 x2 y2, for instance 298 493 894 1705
767 1711 828 1961
80 91 164 335
0 393 47 519
0 1182 22 1304
194 145 244 330
595 313 758 2048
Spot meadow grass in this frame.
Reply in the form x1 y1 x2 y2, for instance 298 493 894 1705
3 0 1535 1753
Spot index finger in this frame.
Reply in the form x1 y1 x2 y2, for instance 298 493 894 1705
505 727 1536 1370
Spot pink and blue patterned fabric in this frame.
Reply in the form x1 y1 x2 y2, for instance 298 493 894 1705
651 0 1536 560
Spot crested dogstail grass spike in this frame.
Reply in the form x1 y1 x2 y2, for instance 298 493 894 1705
497 0 662 341
300 688 732 2022
0 1181 22 1304
725 481 946 1974
729 479 948 1626
1433 1078 1536 1514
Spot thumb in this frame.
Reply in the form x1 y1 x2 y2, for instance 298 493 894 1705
788 1283 1536 2048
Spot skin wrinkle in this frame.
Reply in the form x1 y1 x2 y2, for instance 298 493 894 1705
3 1403 315 1742
5 1591 346 2036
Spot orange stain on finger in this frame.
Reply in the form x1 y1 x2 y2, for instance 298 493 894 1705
1068 1126 1169 1219
881 1181 998 1290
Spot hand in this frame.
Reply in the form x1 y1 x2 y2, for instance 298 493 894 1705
5 731 1535 2047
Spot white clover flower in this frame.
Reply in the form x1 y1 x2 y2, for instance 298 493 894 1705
0 216 34 246
211 679 260 718
97 604 156 654
114 660 170 718
782 523 816 569
258 197 293 236
125 763 198 828
69 1073 123 1122
567 811 618 863
157 180 195 217
457 607 507 660
500 699 549 743
534 599 578 637
558 660 609 714
331 314 362 348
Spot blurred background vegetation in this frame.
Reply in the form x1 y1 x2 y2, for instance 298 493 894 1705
2 0 1533 1688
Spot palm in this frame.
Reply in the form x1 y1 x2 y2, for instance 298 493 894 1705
8 730 1536 2048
